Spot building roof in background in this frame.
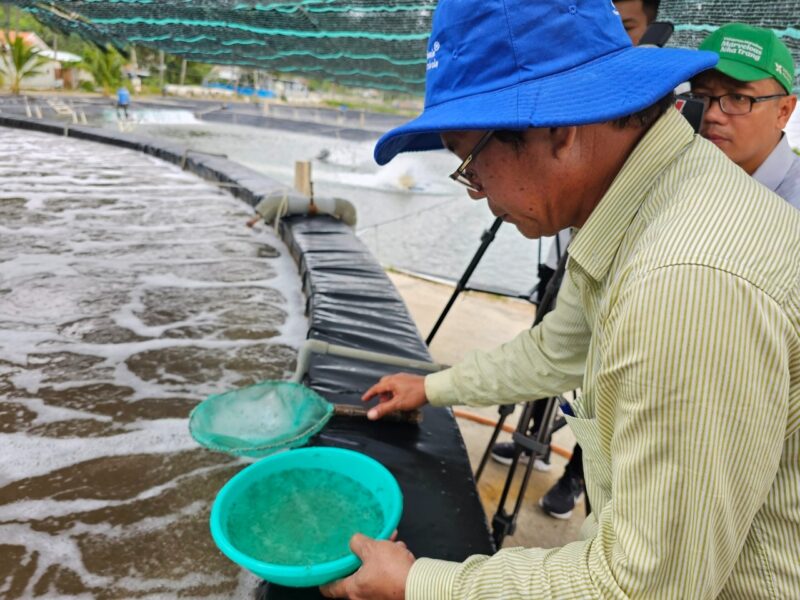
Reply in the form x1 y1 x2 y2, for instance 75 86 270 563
0 30 47 48
37 48 82 63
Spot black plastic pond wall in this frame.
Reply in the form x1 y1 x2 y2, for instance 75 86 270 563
0 114 495 599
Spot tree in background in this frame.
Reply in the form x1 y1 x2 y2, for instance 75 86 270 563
0 35 48 94
135 47 213 89
166 55 213 86
80 44 125 95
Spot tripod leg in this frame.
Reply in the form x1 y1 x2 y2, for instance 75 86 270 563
489 396 561 546
491 449 538 546
475 403 515 481
426 218 502 345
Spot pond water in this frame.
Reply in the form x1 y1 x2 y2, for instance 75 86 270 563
0 127 307 598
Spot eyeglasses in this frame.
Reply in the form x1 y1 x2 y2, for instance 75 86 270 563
449 130 494 192
687 92 787 116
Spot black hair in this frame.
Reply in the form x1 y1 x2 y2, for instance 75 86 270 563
610 91 674 128
493 91 676 150
493 129 526 150
642 0 660 21
615 0 660 22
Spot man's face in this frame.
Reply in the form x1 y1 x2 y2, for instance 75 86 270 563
692 70 797 175
614 0 651 45
441 129 580 239
438 5 652 240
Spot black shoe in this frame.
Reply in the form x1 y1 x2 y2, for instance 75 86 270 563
538 471 584 520
490 442 551 471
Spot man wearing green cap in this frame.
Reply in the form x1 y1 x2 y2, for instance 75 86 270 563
692 23 799 206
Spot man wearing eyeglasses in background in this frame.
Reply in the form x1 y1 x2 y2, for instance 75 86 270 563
691 23 799 206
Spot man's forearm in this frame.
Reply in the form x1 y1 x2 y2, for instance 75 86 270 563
424 271 589 408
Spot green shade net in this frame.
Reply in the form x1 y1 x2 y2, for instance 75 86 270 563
7 1 799 94
9 0 436 93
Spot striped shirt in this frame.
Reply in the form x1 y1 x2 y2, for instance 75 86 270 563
414 108 800 599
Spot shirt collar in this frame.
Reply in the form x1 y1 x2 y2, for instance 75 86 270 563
568 108 695 282
752 134 796 193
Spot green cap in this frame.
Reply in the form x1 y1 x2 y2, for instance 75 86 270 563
699 23 795 94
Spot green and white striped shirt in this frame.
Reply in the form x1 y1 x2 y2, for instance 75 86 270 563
416 108 800 599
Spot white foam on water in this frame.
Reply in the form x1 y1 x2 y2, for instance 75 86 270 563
112 361 199 401
232 570 263 599
0 515 244 598
0 498 122 521
110 572 239 597
138 273 277 289
260 245 309 345
23 195 46 211
12 396 112 426
0 127 309 597
9 368 45 394
64 499 211 538
101 107 201 125
0 522 114 594
0 330 59 364
1 419 195 481
320 140 369 170
36 337 290 366
0 253 79 278
112 284 233 340
0 462 228 524
317 142 454 195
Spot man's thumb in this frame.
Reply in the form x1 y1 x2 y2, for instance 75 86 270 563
349 533 373 558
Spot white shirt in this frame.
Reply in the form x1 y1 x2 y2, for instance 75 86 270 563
753 133 800 209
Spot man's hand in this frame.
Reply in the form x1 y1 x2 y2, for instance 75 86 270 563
320 533 415 600
361 373 428 420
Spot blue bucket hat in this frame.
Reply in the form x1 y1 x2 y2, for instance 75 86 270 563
374 0 718 165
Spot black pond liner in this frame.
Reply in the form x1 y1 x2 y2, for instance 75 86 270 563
0 114 495 599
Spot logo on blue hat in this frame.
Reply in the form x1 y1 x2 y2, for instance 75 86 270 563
610 0 619 15
426 40 441 71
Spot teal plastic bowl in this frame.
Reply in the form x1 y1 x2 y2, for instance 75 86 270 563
210 447 403 587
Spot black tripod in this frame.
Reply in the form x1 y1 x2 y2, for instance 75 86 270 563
426 217 503 344
426 219 570 546
476 251 572 547
426 218 563 344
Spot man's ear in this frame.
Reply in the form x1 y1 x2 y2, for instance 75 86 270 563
549 126 578 159
777 95 798 130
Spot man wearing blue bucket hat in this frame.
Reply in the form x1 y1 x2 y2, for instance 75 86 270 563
322 0 800 598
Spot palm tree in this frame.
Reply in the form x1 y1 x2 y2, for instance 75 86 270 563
79 44 125 96
0 35 48 95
